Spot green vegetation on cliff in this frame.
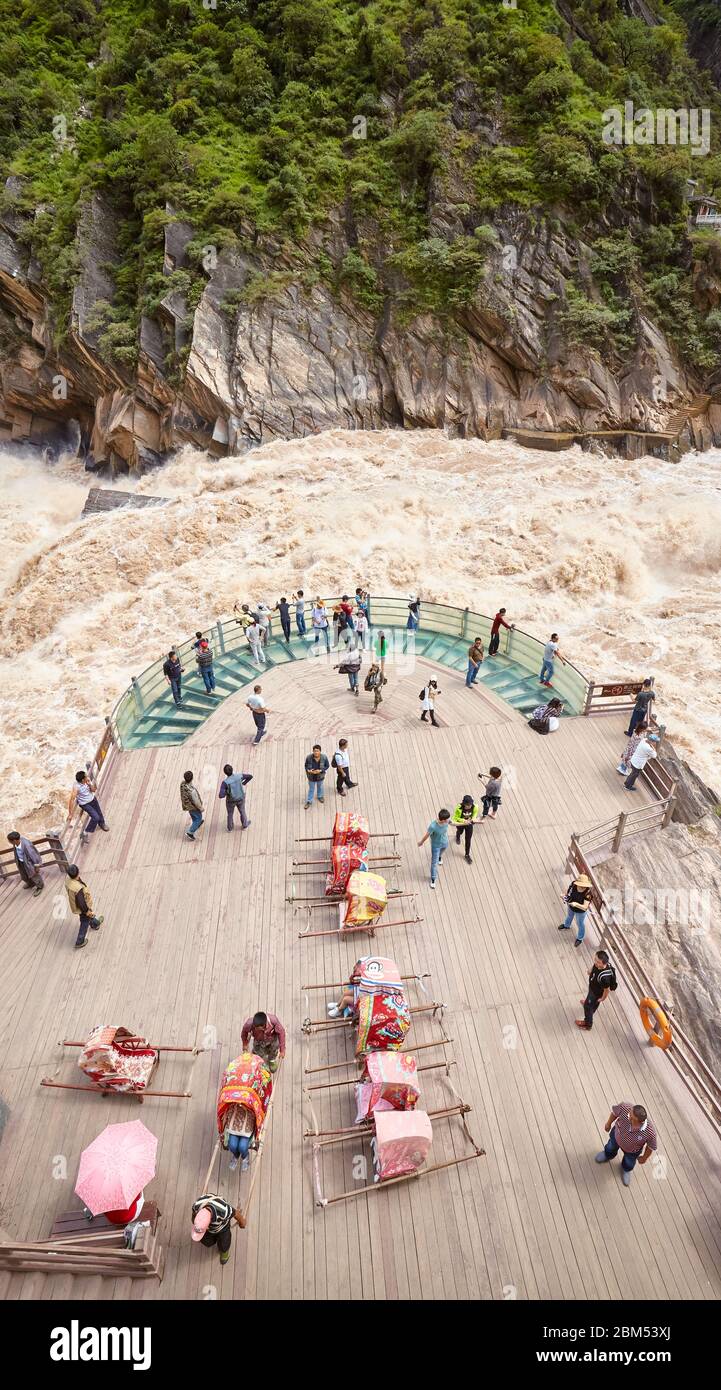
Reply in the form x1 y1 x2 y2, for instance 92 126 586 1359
1 0 721 372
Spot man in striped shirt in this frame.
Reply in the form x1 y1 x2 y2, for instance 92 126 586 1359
595 1102 658 1186
191 1193 238 1264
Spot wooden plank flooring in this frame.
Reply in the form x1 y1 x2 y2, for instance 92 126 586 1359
2 652 721 1301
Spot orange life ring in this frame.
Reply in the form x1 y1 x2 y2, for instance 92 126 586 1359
639 997 672 1050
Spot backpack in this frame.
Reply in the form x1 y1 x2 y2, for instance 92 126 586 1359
365 669 380 691
607 966 618 992
331 753 339 768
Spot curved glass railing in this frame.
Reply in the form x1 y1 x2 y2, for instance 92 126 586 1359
109 596 591 747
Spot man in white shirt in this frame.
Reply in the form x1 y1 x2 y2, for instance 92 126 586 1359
312 599 330 654
255 602 272 646
332 739 357 796
68 770 109 843
539 632 566 688
624 734 660 790
246 685 271 743
246 620 266 666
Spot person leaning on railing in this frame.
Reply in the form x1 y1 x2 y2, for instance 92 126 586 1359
67 769 109 844
7 831 44 896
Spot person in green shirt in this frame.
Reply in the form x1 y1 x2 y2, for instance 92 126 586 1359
451 794 479 864
418 809 451 888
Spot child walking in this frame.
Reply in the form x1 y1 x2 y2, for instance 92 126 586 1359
478 767 503 818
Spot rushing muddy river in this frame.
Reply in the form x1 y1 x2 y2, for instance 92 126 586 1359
1 428 720 830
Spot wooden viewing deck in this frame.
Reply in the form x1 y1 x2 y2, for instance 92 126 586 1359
2 651 721 1301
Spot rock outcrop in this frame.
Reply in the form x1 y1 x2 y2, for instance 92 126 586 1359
2 175 721 472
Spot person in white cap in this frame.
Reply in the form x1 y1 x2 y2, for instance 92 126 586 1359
623 733 660 790
190 1193 238 1265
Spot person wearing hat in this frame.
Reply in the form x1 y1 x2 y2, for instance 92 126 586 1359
451 795 479 863
623 733 660 790
420 680 440 726
7 831 44 895
558 874 593 946
65 864 104 948
190 1193 239 1265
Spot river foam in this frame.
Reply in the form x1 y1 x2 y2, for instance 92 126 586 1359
1 429 720 830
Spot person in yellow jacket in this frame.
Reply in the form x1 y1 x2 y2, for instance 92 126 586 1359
65 864 104 949
451 794 479 864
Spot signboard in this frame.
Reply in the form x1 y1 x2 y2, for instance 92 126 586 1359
597 681 644 698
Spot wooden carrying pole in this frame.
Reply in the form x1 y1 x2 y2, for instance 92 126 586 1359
40 1079 192 1099
299 915 421 940
235 1059 282 1230
61 1040 197 1052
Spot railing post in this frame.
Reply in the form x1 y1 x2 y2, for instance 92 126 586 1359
46 834 69 873
661 794 676 829
461 607 469 640
582 681 594 716
216 620 225 654
611 812 627 855
131 676 145 714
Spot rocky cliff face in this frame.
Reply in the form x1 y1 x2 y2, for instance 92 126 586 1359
1 178 720 472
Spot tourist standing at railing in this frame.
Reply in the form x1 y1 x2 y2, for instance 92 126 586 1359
163 649 184 707
180 770 204 839
68 770 109 843
539 633 566 688
7 831 44 896
488 607 514 657
256 602 272 645
616 722 648 776
576 950 617 1031
355 604 369 649
246 685 270 743
65 863 104 948
595 1102 657 1187
407 595 421 631
625 678 656 737
623 733 660 790
275 596 292 643
465 636 485 687
355 586 369 621
246 619 266 667
557 873 593 946
312 598 330 654
234 603 256 633
292 590 306 637
196 639 217 695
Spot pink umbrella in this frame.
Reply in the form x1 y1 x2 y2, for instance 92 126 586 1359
75 1120 157 1216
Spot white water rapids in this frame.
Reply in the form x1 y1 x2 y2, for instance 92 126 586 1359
1 428 720 831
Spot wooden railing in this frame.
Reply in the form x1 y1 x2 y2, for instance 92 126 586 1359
62 717 119 866
565 828 721 1143
0 834 70 883
0 1224 163 1280
573 794 676 865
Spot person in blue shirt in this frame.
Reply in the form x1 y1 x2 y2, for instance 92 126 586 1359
418 809 451 888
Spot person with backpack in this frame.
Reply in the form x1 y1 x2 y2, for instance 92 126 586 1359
218 764 252 831
576 950 617 1030
163 649 184 706
334 646 362 694
196 639 217 695
558 873 593 945
332 739 357 797
528 698 563 734
365 662 386 713
420 680 440 726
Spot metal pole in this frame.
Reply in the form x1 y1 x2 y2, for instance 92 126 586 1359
216 620 225 654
